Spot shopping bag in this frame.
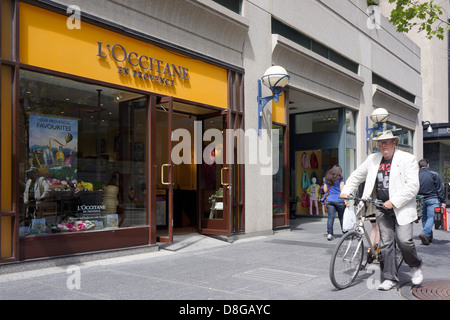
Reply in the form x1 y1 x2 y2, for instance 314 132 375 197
434 207 443 230
342 206 356 232
442 208 449 231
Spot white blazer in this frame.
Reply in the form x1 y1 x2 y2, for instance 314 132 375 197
341 149 419 225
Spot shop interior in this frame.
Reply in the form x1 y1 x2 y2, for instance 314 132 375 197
156 101 226 238
18 70 226 237
288 89 350 217
19 70 148 235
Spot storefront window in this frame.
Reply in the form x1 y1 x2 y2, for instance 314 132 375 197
19 70 147 236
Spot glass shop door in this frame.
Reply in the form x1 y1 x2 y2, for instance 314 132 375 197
198 111 230 235
156 97 174 243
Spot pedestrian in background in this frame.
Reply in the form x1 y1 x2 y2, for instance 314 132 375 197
418 158 446 245
324 165 345 241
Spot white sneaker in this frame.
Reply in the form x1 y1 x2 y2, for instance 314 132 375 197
377 280 397 291
327 234 334 241
411 267 423 285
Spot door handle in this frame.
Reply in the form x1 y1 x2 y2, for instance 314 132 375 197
221 167 229 186
161 164 171 185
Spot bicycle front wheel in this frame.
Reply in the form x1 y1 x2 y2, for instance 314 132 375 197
329 231 364 290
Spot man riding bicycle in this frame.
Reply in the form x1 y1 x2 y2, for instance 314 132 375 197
340 130 423 291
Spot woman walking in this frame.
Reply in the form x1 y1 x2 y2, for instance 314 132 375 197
324 165 345 240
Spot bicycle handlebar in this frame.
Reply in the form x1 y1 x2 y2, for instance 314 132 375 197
339 195 384 208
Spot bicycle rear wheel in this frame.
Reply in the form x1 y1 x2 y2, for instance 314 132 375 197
329 231 364 290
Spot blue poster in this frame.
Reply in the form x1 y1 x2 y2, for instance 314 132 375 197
28 114 78 180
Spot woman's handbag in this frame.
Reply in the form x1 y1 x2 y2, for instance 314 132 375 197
320 189 329 213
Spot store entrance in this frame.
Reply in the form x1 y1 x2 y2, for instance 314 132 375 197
155 97 229 242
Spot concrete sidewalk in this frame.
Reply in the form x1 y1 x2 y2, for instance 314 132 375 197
0 217 449 301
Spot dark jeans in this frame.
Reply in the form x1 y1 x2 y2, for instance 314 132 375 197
326 201 346 235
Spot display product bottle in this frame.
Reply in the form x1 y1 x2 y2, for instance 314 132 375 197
55 146 65 166
43 147 55 168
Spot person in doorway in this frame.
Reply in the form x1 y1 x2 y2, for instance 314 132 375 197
340 130 423 291
418 158 446 245
324 165 345 241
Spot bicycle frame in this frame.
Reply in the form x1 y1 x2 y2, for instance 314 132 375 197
349 199 378 263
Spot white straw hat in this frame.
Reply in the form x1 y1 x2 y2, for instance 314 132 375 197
373 130 400 142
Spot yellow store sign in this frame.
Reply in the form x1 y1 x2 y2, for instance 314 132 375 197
19 3 228 108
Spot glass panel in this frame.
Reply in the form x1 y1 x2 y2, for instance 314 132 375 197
345 148 355 180
18 70 146 236
345 109 355 132
211 0 241 14
272 125 284 214
312 40 329 59
272 18 358 74
386 123 413 147
295 110 339 134
372 123 413 154
200 115 224 220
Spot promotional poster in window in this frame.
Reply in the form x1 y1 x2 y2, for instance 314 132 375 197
28 114 78 181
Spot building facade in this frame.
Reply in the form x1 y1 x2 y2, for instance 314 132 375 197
380 1 450 195
0 0 423 263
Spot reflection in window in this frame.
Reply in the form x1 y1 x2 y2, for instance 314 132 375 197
19 70 147 236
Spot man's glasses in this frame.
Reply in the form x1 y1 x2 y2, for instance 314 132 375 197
378 140 393 146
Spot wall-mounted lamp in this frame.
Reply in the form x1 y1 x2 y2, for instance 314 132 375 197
257 66 290 134
366 107 389 153
422 121 433 134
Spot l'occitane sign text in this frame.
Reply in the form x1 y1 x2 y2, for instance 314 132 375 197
97 42 190 87
20 2 228 109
